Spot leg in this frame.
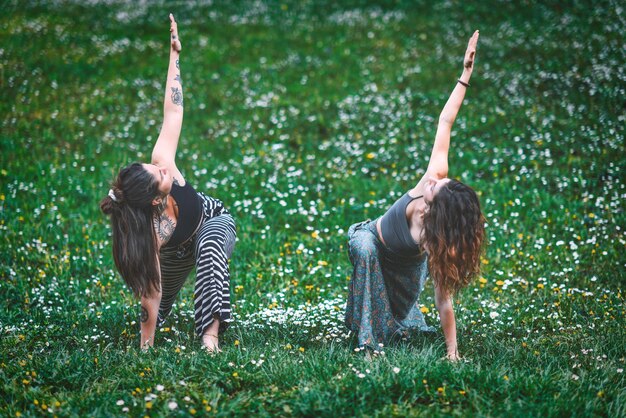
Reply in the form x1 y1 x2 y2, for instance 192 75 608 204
194 214 236 351
157 244 195 327
345 226 392 350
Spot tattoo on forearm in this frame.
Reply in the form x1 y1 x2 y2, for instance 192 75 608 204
176 59 179 69
171 87 183 107
141 307 149 323
175 74 182 85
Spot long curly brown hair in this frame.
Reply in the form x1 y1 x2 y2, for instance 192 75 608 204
423 179 485 296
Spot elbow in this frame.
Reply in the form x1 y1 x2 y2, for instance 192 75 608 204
438 114 454 127
434 292 452 314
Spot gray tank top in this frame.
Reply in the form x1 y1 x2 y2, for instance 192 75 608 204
380 193 423 254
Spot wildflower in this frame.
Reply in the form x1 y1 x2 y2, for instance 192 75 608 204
392 367 400 374
299 347 305 353
234 340 240 346
116 400 124 406
168 402 178 410
459 390 466 395
232 372 239 378
366 152 375 159
420 306 429 314
156 385 164 391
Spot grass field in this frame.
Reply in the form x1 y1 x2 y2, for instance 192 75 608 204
1 0 625 416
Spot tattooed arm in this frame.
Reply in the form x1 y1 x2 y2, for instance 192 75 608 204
151 14 185 184
140 284 162 349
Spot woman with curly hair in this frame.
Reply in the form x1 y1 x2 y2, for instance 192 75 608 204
100 15 236 353
345 31 484 360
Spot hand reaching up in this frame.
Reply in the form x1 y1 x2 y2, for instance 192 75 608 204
464 30 479 70
169 13 182 52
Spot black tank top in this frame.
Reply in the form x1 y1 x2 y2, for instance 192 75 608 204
163 182 202 248
380 193 423 255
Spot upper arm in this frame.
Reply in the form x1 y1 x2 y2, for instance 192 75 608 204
426 118 451 178
152 114 183 166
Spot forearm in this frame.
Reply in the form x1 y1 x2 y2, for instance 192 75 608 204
437 298 458 357
439 67 472 125
163 47 183 117
140 294 161 349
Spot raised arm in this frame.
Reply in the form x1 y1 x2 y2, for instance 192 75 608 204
426 30 479 179
151 14 184 168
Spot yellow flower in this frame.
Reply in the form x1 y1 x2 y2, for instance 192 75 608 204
234 340 240 346
366 152 375 159
496 280 505 286
420 306 429 314
146 402 152 409
459 390 466 395
503 375 509 381
311 231 319 239
299 347 305 353
232 372 238 378
537 283 544 289
479 277 488 284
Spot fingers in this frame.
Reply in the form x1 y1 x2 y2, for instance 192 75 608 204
169 13 178 34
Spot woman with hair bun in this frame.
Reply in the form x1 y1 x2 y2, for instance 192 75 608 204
101 15 235 353
345 31 485 360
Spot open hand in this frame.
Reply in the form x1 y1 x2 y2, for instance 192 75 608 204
464 30 479 70
169 13 182 52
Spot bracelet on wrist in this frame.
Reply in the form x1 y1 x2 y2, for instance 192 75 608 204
457 79 470 88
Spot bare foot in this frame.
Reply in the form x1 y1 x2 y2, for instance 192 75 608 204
202 333 221 353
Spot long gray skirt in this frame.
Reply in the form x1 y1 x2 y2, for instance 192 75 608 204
345 219 434 350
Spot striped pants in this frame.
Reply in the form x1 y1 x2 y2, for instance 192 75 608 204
157 194 236 337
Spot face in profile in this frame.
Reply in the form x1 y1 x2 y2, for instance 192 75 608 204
142 163 174 197
423 176 450 203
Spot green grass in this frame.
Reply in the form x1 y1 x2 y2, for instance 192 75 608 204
1 0 624 416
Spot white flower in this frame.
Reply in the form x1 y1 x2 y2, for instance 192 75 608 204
168 401 178 410
393 367 400 374
572 374 580 381
489 311 500 319
116 400 124 406
156 384 164 391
